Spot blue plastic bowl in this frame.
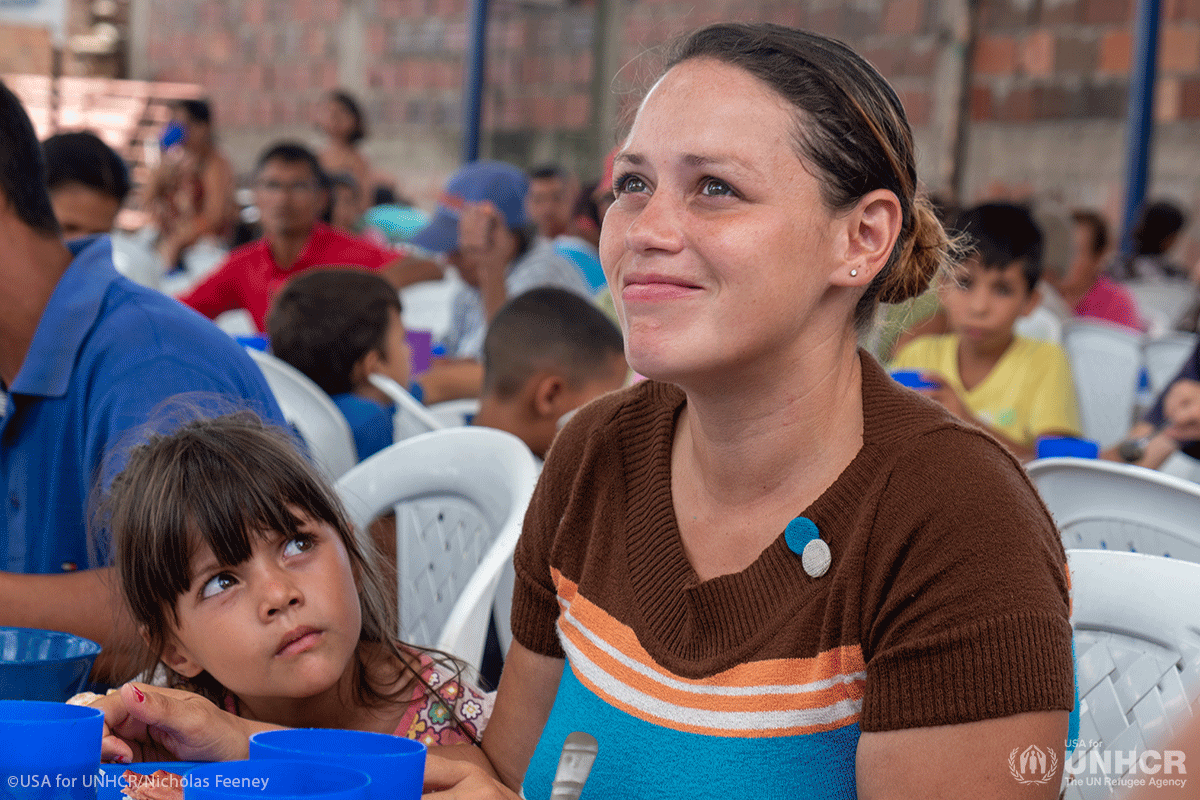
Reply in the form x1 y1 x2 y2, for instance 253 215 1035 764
0 626 102 701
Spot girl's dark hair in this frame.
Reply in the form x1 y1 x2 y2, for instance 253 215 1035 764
665 23 958 330
102 411 477 741
329 90 367 145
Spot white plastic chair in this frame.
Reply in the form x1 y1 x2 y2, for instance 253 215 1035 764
1143 332 1197 397
335 427 538 670
1062 320 1144 447
367 374 446 442
246 348 358 479
1014 305 1063 343
427 399 481 428
1063 550 1200 799
1026 457 1200 562
1125 279 1193 336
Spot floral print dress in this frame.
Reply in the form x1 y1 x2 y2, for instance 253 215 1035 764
392 650 495 746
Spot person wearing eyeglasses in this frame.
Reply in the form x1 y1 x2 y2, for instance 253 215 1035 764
179 142 406 332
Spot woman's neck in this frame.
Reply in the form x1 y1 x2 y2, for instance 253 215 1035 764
674 335 865 509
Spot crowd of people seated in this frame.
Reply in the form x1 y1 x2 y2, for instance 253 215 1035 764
3 18 1200 796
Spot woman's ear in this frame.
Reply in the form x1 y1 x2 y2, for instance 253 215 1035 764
829 188 903 288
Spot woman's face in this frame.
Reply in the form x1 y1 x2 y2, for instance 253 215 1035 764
599 58 847 385
320 98 358 142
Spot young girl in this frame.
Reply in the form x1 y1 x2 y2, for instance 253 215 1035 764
84 410 491 763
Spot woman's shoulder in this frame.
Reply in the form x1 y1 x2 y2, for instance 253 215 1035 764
550 379 682 457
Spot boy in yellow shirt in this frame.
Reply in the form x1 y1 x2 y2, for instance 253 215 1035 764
892 203 1081 460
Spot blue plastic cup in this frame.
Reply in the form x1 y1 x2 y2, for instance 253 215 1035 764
250 730 425 800
890 369 941 390
183 760 370 800
0 700 103 800
1036 436 1100 459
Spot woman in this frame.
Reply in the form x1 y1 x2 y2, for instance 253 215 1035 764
318 90 373 200
426 22 1073 800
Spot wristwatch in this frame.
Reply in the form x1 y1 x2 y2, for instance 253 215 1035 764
1117 433 1154 463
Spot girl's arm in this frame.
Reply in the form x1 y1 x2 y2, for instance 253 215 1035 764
424 643 564 797
856 711 1068 799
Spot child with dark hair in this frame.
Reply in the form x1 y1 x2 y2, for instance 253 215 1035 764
267 269 411 461
1114 200 1189 280
893 202 1082 459
474 287 627 459
1060 209 1142 330
79 411 491 762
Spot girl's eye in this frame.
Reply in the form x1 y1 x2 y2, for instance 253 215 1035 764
613 173 647 195
699 177 734 197
200 572 237 600
283 534 315 558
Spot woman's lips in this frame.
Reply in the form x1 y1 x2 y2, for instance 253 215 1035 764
622 277 701 303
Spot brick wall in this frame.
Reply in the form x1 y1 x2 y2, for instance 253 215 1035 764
129 0 1200 256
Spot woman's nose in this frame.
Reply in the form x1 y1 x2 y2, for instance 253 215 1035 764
623 190 684 255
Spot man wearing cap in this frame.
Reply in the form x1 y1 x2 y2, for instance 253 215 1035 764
411 160 591 400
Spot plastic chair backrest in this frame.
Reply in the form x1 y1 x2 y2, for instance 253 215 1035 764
1027 457 1200 562
246 348 358 480
427 399 481 428
1062 320 1144 447
1124 279 1193 330
1142 332 1198 397
335 427 538 669
1063 550 1200 799
1014 305 1063 343
366 374 445 442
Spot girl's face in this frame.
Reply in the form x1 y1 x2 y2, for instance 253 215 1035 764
163 513 363 705
599 58 850 386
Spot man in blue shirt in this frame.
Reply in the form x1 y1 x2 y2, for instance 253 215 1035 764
0 80 284 681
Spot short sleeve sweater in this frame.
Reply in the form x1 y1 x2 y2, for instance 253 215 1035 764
510 352 1074 800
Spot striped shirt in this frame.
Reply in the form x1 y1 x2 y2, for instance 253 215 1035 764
511 353 1074 799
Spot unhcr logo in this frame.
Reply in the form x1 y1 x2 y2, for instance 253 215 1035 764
1008 745 1059 786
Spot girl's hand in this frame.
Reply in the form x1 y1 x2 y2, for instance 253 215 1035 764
422 754 522 799
86 682 261 763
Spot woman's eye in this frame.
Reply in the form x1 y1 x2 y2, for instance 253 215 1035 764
699 178 734 197
200 572 237 599
614 174 647 195
283 534 315 558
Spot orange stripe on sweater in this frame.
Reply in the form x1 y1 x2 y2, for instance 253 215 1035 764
551 568 867 701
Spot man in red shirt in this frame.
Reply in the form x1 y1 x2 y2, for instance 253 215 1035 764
180 142 403 331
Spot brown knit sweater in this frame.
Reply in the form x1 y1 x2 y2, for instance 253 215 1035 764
511 351 1074 799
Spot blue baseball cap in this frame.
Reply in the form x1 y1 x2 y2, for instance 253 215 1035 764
410 160 530 255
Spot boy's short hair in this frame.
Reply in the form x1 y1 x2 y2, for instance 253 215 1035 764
267 269 402 396
483 287 624 400
528 163 569 183
1072 210 1110 258
953 202 1044 293
43 131 132 204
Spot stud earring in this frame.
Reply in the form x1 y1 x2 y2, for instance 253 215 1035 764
849 269 858 277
